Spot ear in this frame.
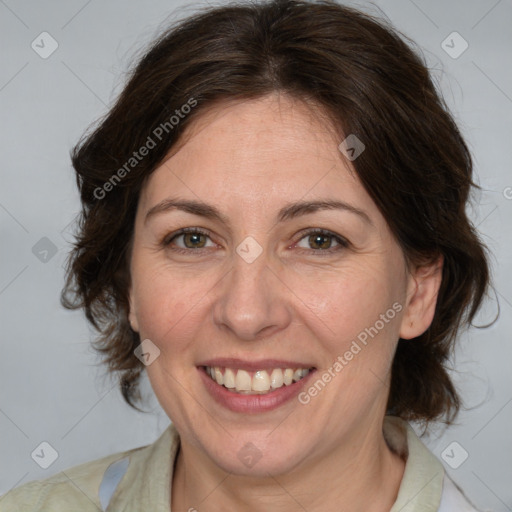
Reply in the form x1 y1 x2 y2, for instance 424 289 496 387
128 286 140 333
399 254 443 340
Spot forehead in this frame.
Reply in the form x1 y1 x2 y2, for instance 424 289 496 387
138 95 380 225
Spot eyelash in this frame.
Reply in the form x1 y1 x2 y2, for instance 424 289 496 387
161 227 349 256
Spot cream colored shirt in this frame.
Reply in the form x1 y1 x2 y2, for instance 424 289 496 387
0 416 482 511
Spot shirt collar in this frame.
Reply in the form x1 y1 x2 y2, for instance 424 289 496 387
385 415 445 511
107 422 180 511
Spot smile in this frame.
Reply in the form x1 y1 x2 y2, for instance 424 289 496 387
203 366 313 395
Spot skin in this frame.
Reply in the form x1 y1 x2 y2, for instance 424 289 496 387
128 93 443 512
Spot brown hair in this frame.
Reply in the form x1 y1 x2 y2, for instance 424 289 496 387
61 0 494 426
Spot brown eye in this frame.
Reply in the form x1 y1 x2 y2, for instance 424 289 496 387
163 228 214 252
181 232 207 249
308 233 334 250
295 229 348 254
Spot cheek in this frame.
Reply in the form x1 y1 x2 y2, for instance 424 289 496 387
297 261 400 337
131 262 208 351
295 266 405 386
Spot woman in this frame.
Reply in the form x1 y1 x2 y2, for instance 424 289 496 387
1 0 492 510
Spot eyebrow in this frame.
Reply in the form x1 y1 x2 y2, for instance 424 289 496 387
144 198 374 227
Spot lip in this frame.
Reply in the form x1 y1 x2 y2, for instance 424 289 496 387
198 365 316 414
197 357 315 372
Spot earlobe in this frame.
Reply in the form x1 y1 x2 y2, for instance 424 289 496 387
399 255 443 340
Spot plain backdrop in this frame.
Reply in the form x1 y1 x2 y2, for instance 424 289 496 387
0 0 511 510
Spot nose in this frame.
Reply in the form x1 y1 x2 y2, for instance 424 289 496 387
212 244 292 341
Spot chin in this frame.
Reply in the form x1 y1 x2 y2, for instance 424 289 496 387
200 428 310 477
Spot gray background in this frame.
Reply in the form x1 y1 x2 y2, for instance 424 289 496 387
0 0 511 510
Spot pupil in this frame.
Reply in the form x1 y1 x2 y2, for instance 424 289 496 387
311 234 330 249
185 233 204 248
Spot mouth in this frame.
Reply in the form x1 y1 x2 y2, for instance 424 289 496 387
201 365 314 395
196 358 317 413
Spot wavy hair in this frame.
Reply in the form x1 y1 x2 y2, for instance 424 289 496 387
61 0 494 426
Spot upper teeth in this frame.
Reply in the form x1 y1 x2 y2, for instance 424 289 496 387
205 366 311 394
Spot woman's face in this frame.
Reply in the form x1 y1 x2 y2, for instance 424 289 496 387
128 94 441 476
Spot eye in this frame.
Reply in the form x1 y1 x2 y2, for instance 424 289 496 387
294 229 348 254
162 228 215 253
162 227 349 255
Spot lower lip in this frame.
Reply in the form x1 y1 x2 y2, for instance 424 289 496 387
198 367 316 413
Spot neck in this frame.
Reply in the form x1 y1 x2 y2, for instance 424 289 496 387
171 417 406 512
